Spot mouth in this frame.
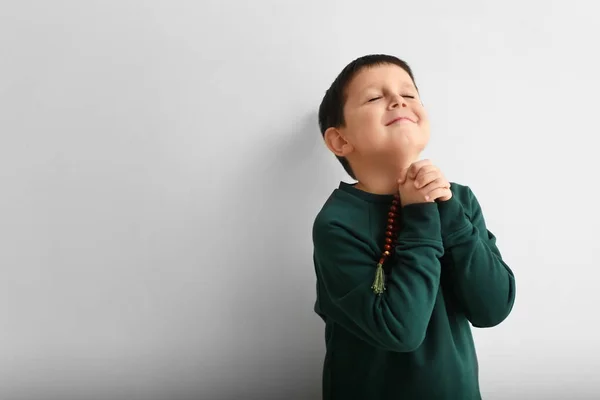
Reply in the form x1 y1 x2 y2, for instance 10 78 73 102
386 117 416 126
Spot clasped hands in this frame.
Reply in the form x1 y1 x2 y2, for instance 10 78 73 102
397 160 452 207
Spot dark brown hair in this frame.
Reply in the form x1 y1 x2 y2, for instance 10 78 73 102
317 54 418 179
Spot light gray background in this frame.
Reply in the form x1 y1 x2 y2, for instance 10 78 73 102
1 1 599 399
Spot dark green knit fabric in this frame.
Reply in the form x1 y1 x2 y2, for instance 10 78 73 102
312 182 516 399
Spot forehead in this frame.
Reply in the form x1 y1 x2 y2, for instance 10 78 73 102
345 64 415 97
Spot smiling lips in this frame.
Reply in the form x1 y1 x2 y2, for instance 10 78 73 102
386 116 416 126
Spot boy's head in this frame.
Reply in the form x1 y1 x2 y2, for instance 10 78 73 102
318 54 430 181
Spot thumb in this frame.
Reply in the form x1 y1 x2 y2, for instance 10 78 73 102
408 165 419 180
398 168 409 184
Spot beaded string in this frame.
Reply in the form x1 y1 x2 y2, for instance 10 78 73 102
371 195 400 295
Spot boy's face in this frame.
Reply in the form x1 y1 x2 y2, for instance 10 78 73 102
335 64 430 170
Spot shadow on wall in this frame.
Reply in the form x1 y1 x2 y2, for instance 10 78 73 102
216 111 333 400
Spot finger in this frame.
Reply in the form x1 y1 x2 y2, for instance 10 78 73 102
424 187 452 202
413 165 437 178
407 159 432 180
414 171 438 189
438 191 453 202
420 178 450 199
398 167 410 184
413 167 440 188
417 171 450 188
397 168 409 184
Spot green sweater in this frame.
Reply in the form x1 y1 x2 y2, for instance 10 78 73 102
312 182 516 399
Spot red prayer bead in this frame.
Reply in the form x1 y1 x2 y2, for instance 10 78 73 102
375 200 401 280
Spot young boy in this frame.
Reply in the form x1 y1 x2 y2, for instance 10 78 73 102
312 54 516 399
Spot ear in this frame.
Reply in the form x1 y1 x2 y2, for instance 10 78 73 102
323 127 354 157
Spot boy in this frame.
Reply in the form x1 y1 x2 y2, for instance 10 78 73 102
312 54 516 399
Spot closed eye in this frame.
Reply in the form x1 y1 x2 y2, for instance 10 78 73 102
368 94 415 103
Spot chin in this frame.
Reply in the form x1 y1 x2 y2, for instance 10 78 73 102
392 135 429 153
416 141 429 152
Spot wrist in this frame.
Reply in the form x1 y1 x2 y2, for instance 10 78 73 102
437 196 470 239
400 202 442 241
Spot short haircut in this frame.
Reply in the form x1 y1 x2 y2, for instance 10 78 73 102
318 54 418 179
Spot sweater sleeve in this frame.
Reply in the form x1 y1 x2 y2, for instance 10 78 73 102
437 186 516 328
313 203 444 353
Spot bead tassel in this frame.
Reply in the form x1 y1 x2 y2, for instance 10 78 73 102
372 195 400 295
372 263 386 294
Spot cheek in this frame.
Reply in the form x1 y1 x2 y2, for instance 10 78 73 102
416 110 430 130
415 106 428 122
348 112 382 137
353 109 380 127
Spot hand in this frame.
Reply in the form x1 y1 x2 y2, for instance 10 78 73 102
397 160 452 206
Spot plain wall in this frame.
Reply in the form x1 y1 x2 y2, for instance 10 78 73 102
2 1 599 399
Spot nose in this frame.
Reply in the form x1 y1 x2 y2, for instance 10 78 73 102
389 94 408 109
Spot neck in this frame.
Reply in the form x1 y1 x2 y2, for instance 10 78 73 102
353 156 419 196
354 179 398 195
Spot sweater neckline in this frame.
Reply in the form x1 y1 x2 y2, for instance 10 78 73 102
338 181 397 204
